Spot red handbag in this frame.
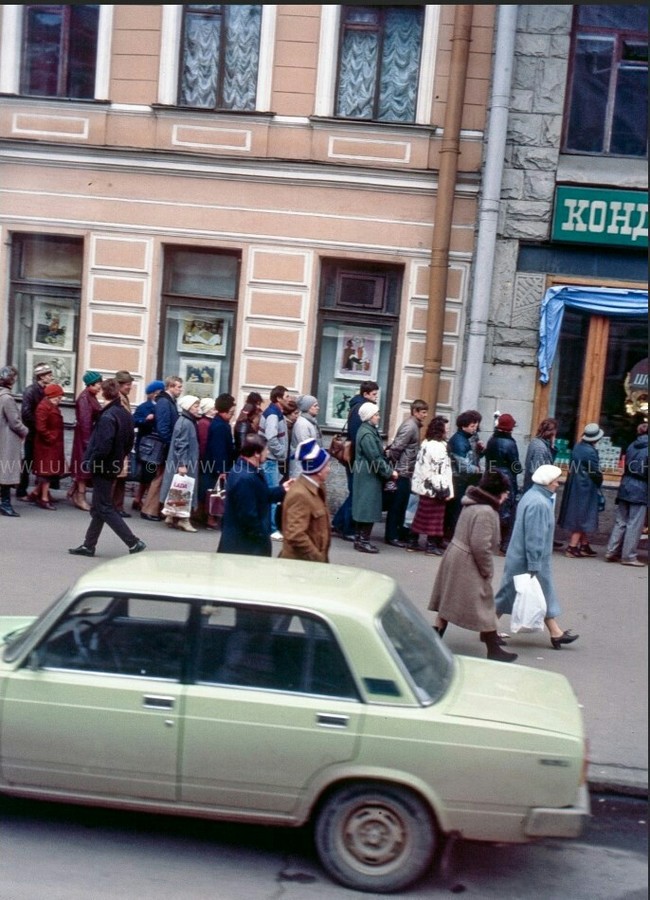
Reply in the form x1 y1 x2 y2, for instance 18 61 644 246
207 475 226 517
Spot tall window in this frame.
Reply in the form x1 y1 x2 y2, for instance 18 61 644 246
564 6 648 158
20 5 99 99
335 6 424 123
179 5 261 110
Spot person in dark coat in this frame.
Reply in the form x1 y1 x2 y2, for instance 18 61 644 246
33 383 66 509
605 423 648 567
139 375 183 520
217 434 288 557
522 418 558 493
558 422 604 558
17 361 54 499
444 409 484 539
203 393 236 528
68 370 103 511
233 391 263 456
351 401 397 554
68 378 145 557
484 412 521 553
131 379 165 511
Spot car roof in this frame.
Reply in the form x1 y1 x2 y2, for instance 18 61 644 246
70 552 397 618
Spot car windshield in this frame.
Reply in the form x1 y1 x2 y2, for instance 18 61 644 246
2 591 69 662
379 593 454 705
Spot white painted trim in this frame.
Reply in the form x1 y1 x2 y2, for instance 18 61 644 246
0 6 22 94
256 5 276 113
314 6 340 117
416 6 441 125
158 5 182 105
94 5 113 101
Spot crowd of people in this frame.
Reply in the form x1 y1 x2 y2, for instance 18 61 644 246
1 360 646 658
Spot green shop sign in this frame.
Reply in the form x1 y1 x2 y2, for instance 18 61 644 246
552 186 648 248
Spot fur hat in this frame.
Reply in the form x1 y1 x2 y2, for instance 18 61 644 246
33 362 52 378
582 422 604 443
83 370 102 386
297 394 319 413
295 438 330 474
114 370 133 384
358 401 379 422
178 394 200 412
497 413 516 432
532 464 562 486
44 383 64 398
478 471 511 496
145 380 165 395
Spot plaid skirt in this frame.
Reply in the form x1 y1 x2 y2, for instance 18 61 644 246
411 495 446 536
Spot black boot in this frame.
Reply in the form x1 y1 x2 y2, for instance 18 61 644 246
355 524 379 554
0 500 20 517
480 631 518 663
425 537 444 556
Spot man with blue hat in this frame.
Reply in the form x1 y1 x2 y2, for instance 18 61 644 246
131 379 166 512
279 438 331 562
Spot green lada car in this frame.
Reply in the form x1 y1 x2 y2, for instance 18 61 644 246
0 552 589 893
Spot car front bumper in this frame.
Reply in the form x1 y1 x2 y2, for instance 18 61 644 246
524 784 591 838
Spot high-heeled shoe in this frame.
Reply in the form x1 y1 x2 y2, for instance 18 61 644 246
72 492 91 511
550 630 579 650
35 497 57 510
565 546 583 558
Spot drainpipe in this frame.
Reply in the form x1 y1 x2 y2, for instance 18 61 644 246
459 5 518 412
421 5 474 410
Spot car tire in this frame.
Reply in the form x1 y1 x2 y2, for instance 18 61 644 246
314 783 437 894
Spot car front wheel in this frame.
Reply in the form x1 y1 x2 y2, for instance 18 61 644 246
314 783 437 893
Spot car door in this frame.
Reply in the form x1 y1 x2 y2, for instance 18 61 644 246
0 594 190 801
180 605 364 813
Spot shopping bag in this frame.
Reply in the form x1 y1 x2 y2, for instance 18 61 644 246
207 474 227 518
511 574 547 633
162 473 195 519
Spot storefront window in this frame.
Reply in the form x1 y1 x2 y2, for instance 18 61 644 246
160 248 240 397
8 234 83 397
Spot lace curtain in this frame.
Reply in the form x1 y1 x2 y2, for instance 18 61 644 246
336 6 423 122
180 5 261 110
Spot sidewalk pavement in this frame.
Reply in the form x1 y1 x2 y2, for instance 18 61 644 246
2 487 647 798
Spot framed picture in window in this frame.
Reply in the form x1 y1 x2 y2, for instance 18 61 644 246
26 350 76 394
335 327 381 381
325 382 357 428
179 358 221 399
177 316 227 356
32 301 74 352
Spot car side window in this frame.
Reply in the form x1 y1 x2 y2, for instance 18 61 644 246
197 605 359 699
31 595 191 681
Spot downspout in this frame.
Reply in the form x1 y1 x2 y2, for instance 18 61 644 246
421 5 474 410
459 5 518 412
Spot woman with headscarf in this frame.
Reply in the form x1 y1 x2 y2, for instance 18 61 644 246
0 365 28 517
160 394 201 532
351 402 397 553
429 471 517 662
495 464 580 650
558 422 605 558
67 370 103 510
33 382 66 510
289 394 322 477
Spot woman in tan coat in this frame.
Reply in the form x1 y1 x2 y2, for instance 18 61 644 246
429 471 517 662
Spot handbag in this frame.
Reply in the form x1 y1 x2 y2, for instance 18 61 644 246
330 433 352 464
511 574 547 633
162 473 195 518
207 474 227 518
138 433 166 466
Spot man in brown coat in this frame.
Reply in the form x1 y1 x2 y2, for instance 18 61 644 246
280 439 331 563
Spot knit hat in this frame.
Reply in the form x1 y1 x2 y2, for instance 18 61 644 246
83 370 102 386
582 422 604 443
295 438 330 474
358 401 379 422
44 383 64 398
532 464 562 486
33 362 52 378
199 397 215 415
297 394 318 413
114 370 133 384
145 379 165 395
497 413 516 432
478 471 511 496
179 394 200 412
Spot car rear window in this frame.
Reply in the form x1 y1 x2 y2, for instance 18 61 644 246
379 594 454 704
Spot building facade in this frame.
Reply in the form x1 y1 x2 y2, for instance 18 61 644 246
471 5 647 472
0 4 496 440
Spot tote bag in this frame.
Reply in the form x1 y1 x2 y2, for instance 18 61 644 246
162 473 195 519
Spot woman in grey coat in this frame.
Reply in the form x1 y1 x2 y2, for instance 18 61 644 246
351 402 397 553
0 365 28 517
557 423 604 558
160 394 201 533
495 464 580 650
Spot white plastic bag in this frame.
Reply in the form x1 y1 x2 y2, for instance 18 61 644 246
162 473 195 519
511 574 547 633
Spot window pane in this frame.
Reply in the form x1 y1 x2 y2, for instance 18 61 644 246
549 310 590 443
378 7 423 122
611 64 649 156
168 250 239 298
566 36 613 153
180 10 222 108
22 7 62 96
68 6 99 98
336 29 378 119
601 319 647 451
222 5 261 111
578 6 648 32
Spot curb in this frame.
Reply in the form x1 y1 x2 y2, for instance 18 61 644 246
587 763 648 799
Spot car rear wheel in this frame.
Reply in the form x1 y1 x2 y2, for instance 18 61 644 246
314 783 437 893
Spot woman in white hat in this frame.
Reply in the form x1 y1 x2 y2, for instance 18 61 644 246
160 394 201 532
351 402 398 553
495 464 580 650
557 422 605 558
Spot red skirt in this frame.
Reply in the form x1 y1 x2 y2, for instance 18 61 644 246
411 496 446 536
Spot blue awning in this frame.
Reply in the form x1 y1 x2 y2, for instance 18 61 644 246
537 286 648 384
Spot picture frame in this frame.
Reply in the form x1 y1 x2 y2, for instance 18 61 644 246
179 358 221 399
26 350 76 395
334 327 381 381
32 301 74 352
177 316 227 357
325 382 357 428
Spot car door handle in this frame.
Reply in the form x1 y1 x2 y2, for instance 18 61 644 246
143 695 175 710
317 714 349 728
